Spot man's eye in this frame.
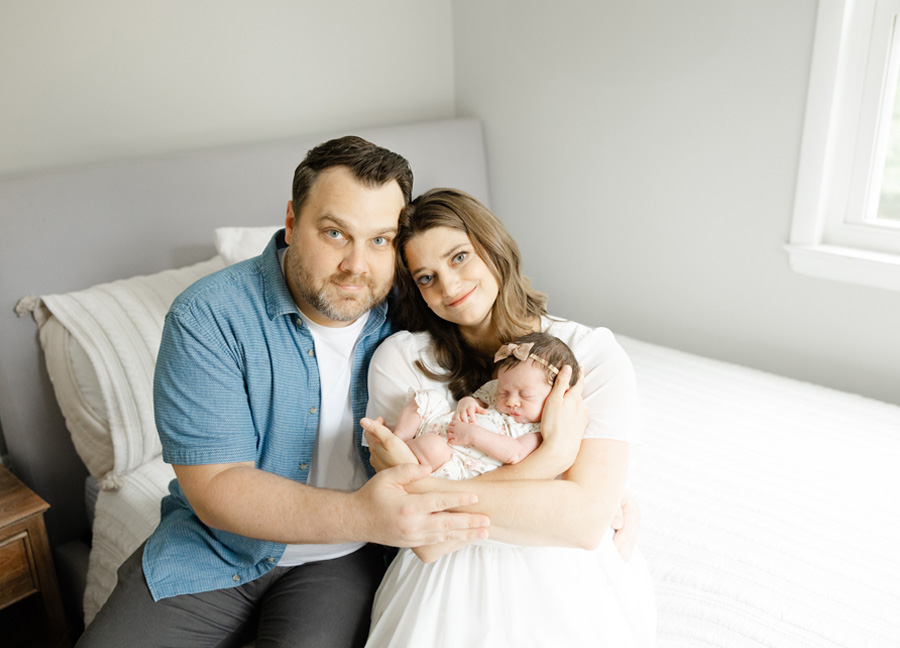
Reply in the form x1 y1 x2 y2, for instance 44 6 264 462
326 229 342 239
373 236 388 246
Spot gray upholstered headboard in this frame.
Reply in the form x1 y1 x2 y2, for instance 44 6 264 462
0 118 490 548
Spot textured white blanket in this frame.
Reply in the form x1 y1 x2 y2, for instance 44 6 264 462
620 336 900 647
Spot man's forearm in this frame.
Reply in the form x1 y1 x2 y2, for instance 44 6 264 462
176 463 363 544
174 461 492 549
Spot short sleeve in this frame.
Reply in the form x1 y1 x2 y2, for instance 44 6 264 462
154 308 257 465
576 329 640 443
547 321 641 443
366 332 442 429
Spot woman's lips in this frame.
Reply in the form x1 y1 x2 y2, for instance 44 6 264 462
447 286 475 308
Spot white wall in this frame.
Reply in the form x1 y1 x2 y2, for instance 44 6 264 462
1 0 897 407
0 0 455 176
452 0 900 405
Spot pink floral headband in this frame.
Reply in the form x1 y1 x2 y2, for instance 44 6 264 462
493 342 560 376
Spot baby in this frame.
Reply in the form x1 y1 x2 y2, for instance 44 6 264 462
394 332 581 480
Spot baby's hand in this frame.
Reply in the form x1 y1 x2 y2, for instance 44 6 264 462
447 419 480 447
455 397 487 423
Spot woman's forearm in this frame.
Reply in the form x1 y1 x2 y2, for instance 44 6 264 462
406 439 629 549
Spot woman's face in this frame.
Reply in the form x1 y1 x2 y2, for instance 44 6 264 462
403 226 500 333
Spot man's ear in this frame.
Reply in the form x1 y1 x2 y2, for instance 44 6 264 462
284 201 295 244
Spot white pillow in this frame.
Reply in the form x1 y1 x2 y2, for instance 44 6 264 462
214 226 281 266
32 256 226 487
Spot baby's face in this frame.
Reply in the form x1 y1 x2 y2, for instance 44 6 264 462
495 360 553 424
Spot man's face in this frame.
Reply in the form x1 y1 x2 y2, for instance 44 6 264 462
283 166 404 327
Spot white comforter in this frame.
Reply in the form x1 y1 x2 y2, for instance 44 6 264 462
620 336 900 647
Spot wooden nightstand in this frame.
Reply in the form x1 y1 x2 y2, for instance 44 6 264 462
0 465 70 648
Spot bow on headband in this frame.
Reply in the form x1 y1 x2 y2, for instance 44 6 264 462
493 342 560 375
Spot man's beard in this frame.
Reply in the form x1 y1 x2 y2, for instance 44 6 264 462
294 266 390 323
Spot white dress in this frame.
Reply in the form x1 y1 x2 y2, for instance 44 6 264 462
365 317 657 648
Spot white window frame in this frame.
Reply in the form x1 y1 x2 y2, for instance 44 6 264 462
787 0 900 292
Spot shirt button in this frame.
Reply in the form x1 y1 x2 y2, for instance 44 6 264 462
307 349 315 356
267 558 276 563
300 462 308 470
232 574 241 582
310 407 317 414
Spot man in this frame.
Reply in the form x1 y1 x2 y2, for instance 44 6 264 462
77 136 637 647
77 137 490 648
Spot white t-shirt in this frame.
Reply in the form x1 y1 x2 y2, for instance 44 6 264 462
277 250 368 566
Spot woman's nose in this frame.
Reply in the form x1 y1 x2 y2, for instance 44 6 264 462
440 272 461 297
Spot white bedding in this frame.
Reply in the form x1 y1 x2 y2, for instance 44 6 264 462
83 457 174 623
25 256 226 623
619 335 900 647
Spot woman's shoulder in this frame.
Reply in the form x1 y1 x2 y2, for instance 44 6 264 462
542 316 631 367
542 315 617 347
376 329 432 353
372 329 437 368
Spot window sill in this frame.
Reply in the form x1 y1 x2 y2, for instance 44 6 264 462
785 243 900 292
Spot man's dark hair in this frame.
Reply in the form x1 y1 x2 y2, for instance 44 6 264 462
291 136 413 218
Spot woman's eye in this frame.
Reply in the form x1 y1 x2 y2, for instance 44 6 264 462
415 274 433 286
453 251 468 264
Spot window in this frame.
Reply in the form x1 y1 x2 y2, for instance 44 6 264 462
787 0 900 291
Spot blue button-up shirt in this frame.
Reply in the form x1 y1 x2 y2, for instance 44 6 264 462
143 230 393 600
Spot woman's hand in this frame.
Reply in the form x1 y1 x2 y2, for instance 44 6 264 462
537 365 588 473
362 417 420 472
610 491 641 561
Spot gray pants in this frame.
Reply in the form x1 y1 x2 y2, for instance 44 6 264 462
75 543 388 648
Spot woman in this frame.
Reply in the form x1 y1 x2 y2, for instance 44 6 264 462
362 189 656 647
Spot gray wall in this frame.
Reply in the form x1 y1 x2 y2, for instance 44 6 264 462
0 0 458 536
0 0 456 175
452 0 900 405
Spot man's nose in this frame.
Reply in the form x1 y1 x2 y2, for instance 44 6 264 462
339 245 367 275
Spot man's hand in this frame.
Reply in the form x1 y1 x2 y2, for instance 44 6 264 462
611 491 641 561
351 462 490 547
362 417 419 471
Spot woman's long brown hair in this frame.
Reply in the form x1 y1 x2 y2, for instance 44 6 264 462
394 188 548 399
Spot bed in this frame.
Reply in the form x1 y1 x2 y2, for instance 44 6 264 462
2 118 898 646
